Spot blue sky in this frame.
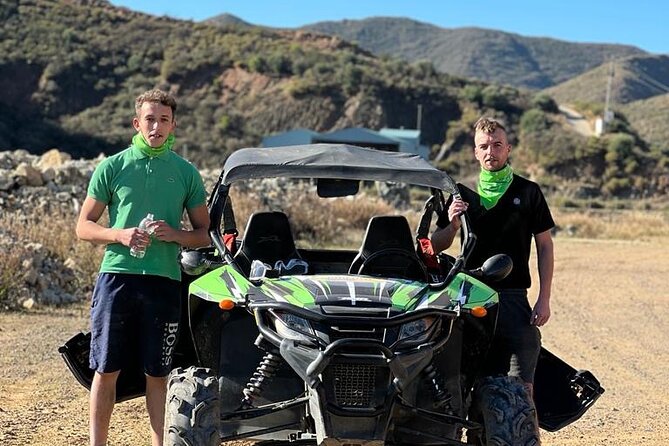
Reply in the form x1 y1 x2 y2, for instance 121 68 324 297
110 1 668 54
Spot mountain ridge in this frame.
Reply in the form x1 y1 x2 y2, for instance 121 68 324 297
300 16 647 89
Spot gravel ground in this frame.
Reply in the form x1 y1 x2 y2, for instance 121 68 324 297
0 237 667 445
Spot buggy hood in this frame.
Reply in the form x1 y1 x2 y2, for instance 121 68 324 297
189 266 498 313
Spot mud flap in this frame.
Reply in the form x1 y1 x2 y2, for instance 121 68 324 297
534 347 605 431
58 331 146 403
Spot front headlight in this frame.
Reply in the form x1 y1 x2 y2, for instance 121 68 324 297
398 316 437 343
274 311 315 342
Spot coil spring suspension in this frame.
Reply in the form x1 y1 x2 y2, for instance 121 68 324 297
424 362 454 413
241 351 282 408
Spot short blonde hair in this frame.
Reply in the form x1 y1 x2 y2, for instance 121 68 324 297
474 117 506 134
135 89 177 119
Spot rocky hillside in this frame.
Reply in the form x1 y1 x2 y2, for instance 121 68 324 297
302 17 646 89
0 0 484 164
621 93 669 151
1 1 667 200
544 54 669 105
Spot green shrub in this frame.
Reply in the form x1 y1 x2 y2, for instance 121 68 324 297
248 55 269 73
603 177 632 196
267 53 293 75
519 109 550 134
460 85 482 104
531 93 559 113
481 85 509 110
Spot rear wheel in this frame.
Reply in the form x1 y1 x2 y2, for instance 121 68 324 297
164 366 220 446
468 376 540 446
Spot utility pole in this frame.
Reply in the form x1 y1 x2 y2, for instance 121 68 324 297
603 61 614 124
596 60 615 136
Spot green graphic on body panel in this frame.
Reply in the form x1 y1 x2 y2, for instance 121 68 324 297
188 265 498 310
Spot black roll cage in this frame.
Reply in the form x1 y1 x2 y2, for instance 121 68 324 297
204 144 476 288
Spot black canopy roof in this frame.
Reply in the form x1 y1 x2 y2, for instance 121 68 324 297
220 144 458 194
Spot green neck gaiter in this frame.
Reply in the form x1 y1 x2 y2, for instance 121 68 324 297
132 132 175 157
478 164 513 210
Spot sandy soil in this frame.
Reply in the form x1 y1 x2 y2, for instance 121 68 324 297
1 237 667 445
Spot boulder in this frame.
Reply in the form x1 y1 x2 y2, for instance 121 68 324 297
15 162 44 187
36 149 71 170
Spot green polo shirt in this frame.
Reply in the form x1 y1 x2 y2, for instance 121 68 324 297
87 145 207 280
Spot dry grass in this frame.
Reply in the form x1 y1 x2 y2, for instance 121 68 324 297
2 209 104 266
229 185 401 248
0 253 22 304
2 193 667 307
553 208 669 240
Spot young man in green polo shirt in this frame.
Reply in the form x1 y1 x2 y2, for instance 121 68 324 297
76 89 210 446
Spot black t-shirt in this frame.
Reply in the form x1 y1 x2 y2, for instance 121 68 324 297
436 175 555 289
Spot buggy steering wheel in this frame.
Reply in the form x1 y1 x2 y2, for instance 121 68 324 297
356 248 429 281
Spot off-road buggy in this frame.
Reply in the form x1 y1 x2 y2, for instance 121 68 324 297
60 144 604 445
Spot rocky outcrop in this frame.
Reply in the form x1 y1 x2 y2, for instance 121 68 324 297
0 148 225 309
0 149 93 213
0 232 79 309
1 150 92 308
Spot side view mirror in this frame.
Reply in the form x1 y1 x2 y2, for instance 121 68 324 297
471 254 513 282
179 249 224 276
180 250 208 276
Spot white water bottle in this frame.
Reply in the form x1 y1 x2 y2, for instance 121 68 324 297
130 213 154 259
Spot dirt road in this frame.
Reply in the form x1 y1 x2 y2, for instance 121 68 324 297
559 105 593 137
1 237 668 445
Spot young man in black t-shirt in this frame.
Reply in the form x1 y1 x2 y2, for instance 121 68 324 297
432 117 555 399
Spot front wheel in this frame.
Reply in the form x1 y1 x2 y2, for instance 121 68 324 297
468 376 540 445
164 366 221 446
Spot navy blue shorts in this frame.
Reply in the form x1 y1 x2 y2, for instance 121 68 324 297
89 273 181 377
483 289 542 383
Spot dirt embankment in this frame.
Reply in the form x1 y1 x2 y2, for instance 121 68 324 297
0 237 668 445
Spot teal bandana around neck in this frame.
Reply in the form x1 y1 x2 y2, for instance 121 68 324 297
132 132 175 157
478 164 513 210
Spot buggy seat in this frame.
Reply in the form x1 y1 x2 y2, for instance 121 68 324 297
348 215 428 281
234 211 303 276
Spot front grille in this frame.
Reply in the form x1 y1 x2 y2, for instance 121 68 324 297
332 363 376 407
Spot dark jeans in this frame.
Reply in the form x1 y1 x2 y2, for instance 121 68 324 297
483 289 541 383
